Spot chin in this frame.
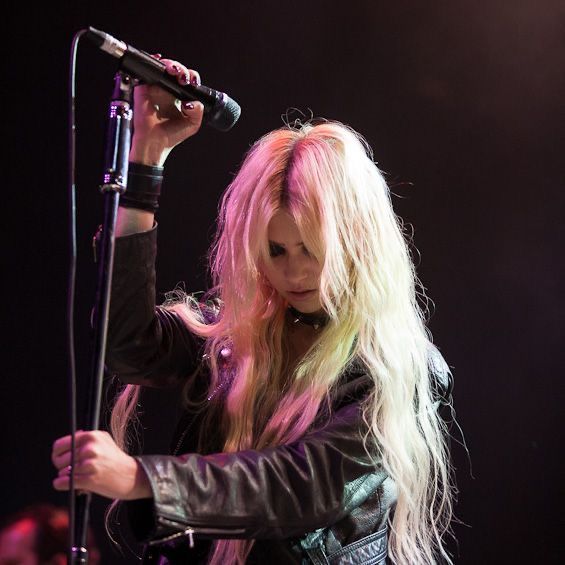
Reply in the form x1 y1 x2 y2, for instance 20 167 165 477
285 290 322 313
288 301 323 314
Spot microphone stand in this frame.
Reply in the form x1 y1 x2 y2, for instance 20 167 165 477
70 70 134 565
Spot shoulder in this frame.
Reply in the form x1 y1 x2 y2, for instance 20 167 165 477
337 347 453 407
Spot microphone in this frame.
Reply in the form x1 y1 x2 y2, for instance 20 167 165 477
84 27 241 132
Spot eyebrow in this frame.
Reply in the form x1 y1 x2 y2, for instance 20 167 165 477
268 239 305 248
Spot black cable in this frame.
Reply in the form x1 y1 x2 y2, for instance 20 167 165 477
67 28 87 563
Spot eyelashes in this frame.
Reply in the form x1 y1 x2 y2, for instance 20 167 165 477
269 243 285 257
268 242 312 258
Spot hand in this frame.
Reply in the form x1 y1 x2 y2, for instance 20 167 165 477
51 430 152 500
130 56 205 166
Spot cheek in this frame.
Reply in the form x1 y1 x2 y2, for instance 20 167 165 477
260 262 281 290
307 258 322 280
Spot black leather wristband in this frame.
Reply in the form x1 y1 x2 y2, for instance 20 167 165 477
120 161 164 213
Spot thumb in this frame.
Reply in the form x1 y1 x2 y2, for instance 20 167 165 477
180 100 205 123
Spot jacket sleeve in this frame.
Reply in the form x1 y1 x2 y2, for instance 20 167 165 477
105 225 204 388
131 399 387 542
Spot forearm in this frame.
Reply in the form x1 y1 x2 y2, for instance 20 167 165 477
117 83 197 237
109 118 204 383
115 140 165 237
134 401 384 541
106 227 204 387
116 207 154 236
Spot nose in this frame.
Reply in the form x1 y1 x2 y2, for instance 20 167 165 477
284 254 309 284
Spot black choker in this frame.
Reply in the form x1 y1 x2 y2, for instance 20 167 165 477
287 306 329 330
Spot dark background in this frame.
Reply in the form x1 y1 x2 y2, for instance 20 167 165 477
3 1 563 563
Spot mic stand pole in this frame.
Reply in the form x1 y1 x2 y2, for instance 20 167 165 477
70 70 134 565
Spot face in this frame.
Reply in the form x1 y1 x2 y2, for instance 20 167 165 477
262 211 322 313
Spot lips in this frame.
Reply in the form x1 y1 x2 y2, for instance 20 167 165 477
287 289 317 301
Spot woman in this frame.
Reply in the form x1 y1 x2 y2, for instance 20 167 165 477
52 59 454 564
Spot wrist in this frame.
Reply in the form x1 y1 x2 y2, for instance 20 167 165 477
127 458 152 500
119 162 163 215
129 141 171 167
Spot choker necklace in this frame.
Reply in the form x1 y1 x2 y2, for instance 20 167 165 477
287 306 329 331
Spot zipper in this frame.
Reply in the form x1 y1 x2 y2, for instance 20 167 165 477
172 417 197 456
148 524 247 547
147 527 196 548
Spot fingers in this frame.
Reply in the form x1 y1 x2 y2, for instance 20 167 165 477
52 465 92 492
180 100 205 122
162 58 201 87
54 459 91 481
51 430 110 493
52 444 93 471
148 57 203 122
51 430 83 466
53 473 71 492
52 448 91 493
51 430 109 469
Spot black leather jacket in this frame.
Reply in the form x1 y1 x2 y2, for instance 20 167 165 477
106 226 451 564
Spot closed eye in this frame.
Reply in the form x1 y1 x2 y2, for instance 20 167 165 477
269 242 285 257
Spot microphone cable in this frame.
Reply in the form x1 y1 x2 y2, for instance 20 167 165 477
66 27 87 563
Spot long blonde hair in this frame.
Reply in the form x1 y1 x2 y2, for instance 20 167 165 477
111 120 454 564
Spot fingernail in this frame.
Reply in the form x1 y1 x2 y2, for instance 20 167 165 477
191 76 200 86
183 102 195 110
180 73 190 85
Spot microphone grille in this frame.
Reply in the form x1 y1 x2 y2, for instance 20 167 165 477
208 94 241 132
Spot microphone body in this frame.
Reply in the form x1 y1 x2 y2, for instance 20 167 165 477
85 27 241 131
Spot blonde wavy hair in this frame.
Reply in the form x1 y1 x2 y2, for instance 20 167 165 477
110 119 454 564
